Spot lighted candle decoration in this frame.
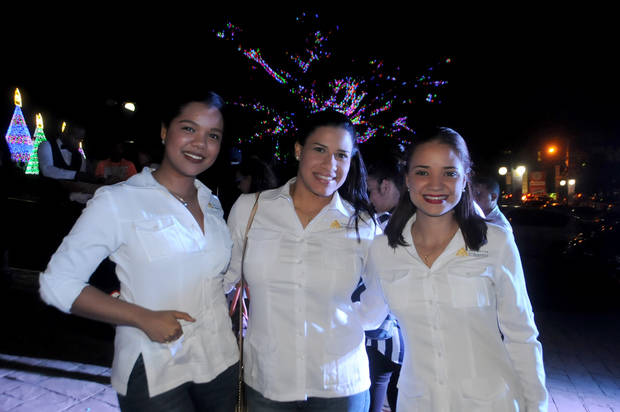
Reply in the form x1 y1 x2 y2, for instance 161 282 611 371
78 141 86 159
4 88 34 164
25 113 48 175
213 14 451 156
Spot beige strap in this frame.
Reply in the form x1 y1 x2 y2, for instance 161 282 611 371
236 191 260 406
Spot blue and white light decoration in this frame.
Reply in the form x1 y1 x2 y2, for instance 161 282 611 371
4 88 34 164
214 15 451 157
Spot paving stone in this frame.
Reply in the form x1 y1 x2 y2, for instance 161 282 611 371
547 372 576 392
5 370 51 384
38 376 107 401
7 381 49 400
0 394 24 410
0 376 21 393
549 388 588 412
92 386 119 407
584 405 613 412
547 399 559 412
9 390 79 412
65 397 120 411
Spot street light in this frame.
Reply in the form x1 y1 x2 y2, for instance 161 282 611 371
123 102 136 112
515 165 526 177
560 180 566 186
568 179 575 186
498 166 508 176
547 145 557 155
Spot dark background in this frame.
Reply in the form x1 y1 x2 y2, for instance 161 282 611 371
3 7 619 180
1 6 619 370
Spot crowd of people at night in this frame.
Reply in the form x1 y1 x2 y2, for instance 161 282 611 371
3 90 548 411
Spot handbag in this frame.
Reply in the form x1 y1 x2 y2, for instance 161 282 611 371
231 192 260 412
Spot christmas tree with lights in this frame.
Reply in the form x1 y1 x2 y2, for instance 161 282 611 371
4 88 33 165
25 113 47 175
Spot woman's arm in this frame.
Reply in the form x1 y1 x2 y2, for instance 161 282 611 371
71 286 194 343
223 194 253 293
495 234 549 411
39 187 194 343
357 237 390 330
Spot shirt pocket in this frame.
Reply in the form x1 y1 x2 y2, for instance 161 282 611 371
244 227 281 281
381 269 427 306
134 216 201 261
447 266 493 308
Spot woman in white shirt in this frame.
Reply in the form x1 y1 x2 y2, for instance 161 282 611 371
39 92 239 411
367 127 548 411
226 110 381 411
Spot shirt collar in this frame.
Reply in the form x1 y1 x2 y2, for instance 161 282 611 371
262 178 353 217
403 213 466 258
127 167 213 199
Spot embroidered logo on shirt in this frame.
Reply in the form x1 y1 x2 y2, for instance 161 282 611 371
456 247 468 257
330 220 342 229
468 250 489 258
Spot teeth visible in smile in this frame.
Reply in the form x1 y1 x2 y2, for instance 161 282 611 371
316 174 334 181
424 195 447 199
184 152 204 160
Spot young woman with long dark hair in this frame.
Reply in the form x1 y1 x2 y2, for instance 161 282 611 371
367 127 548 411
39 92 239 411
225 110 382 412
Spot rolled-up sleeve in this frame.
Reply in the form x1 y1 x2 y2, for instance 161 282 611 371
39 188 122 313
496 236 548 411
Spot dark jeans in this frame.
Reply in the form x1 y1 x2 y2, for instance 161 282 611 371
246 384 369 412
367 346 401 412
117 355 238 412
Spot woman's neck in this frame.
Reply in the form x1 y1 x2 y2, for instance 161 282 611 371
152 164 196 199
290 179 332 212
290 179 332 228
412 212 459 246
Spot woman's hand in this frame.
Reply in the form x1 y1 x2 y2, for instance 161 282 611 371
138 310 196 343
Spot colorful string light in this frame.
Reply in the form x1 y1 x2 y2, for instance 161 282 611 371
4 88 33 164
25 113 47 175
214 17 450 150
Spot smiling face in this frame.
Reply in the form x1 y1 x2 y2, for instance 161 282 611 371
294 125 353 199
406 141 467 218
159 102 223 179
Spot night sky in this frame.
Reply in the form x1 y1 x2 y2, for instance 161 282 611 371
3 7 619 180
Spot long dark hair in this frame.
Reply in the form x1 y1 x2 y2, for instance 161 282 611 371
385 127 487 250
296 110 374 239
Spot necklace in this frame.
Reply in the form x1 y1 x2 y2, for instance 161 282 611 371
170 192 190 208
152 172 195 208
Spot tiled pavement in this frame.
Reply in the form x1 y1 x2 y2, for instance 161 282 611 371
0 311 617 411
1 268 618 411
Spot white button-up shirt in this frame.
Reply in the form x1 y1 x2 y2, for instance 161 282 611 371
367 215 548 412
39 168 239 396
225 179 382 402
487 204 513 233
38 139 86 180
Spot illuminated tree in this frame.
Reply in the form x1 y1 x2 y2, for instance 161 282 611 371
25 113 47 175
4 88 33 165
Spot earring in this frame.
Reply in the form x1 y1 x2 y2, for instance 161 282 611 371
295 155 300 161
161 139 165 146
